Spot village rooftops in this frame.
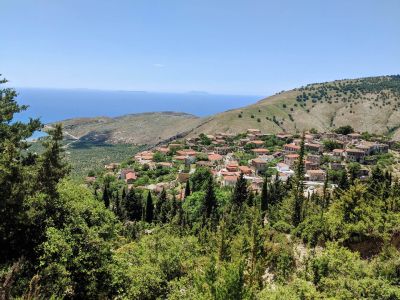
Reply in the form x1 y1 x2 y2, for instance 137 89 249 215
252 158 267 164
276 133 293 140
284 143 300 152
156 147 170 154
247 128 262 134
176 149 197 156
346 148 365 154
348 133 362 138
285 153 300 159
208 153 223 161
333 149 345 153
238 165 252 175
125 171 137 183
252 148 269 155
248 140 265 146
173 155 187 161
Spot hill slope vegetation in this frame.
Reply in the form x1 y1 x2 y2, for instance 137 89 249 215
54 75 400 144
191 75 400 138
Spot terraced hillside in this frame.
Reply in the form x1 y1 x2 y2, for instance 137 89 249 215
191 75 400 138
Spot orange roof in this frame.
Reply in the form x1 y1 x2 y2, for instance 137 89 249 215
208 153 223 161
125 172 137 180
285 154 299 158
284 143 300 149
224 175 238 182
251 140 265 145
177 149 197 156
307 169 325 174
174 155 187 161
252 158 267 164
253 148 269 153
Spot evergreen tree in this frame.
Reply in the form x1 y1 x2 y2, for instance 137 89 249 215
145 191 154 223
260 176 269 217
203 176 217 220
292 132 305 227
102 184 110 208
338 170 350 191
232 173 248 208
184 180 191 198
0 77 42 261
124 188 143 221
37 124 70 197
157 188 168 223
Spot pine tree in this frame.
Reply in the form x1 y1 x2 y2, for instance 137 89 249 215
292 132 305 227
184 180 191 198
144 191 154 223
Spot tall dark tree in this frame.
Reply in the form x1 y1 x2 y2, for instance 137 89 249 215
292 132 305 227
184 180 191 198
37 124 70 198
124 188 143 221
338 170 350 191
232 173 248 208
202 176 217 220
102 184 110 208
260 176 269 218
144 191 154 223
157 188 168 223
0 76 42 261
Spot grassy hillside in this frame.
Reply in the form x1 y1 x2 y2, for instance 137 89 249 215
191 75 400 138
53 76 400 144
54 112 203 145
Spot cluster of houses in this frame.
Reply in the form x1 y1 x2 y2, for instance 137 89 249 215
100 129 391 196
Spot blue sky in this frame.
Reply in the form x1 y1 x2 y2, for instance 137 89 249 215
1 0 399 95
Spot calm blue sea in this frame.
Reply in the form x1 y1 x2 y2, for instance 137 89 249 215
15 88 261 124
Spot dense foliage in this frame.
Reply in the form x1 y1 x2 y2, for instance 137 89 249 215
2 79 400 299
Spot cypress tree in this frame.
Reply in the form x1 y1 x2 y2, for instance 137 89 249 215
203 176 217 220
37 124 70 198
144 191 154 223
102 184 110 208
260 176 269 218
232 173 248 208
184 180 191 198
125 188 143 221
292 132 305 227
158 188 168 223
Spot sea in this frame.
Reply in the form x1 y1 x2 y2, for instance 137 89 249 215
13 88 261 139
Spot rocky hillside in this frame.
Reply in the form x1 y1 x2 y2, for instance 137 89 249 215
190 75 400 138
54 76 400 145
54 112 203 145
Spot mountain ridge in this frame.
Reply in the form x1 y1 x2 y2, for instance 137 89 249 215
52 75 400 144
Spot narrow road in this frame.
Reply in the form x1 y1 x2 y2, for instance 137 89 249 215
43 125 81 149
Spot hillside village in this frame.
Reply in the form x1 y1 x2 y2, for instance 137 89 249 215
96 126 395 198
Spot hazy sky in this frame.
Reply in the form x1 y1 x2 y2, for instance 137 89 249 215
1 0 399 95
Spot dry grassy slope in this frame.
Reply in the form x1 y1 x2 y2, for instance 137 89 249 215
55 76 400 144
56 112 203 145
190 76 400 139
